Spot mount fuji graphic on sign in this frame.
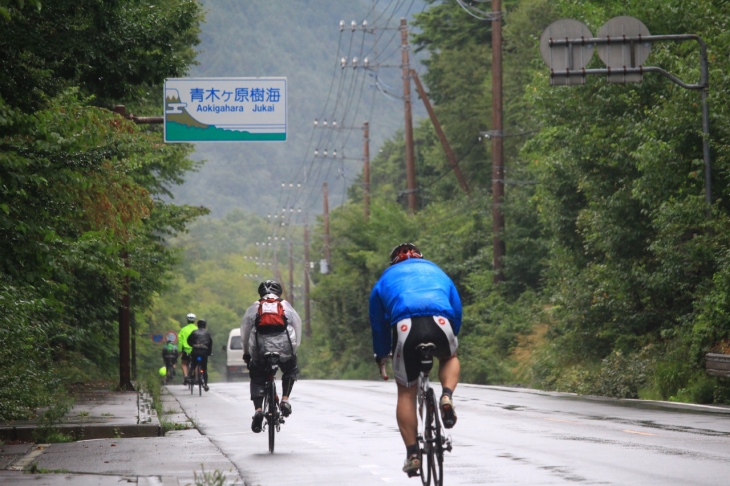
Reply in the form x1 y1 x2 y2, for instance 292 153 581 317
164 77 287 143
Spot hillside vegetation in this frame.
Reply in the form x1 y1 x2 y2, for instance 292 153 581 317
301 0 730 404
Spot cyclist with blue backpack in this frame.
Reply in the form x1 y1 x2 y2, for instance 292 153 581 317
370 243 462 477
241 280 302 433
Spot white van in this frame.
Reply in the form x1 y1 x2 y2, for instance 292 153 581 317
223 328 247 381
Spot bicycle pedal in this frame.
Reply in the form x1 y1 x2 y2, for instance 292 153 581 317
279 418 285 424
407 471 420 478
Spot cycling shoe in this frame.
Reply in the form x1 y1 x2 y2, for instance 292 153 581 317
280 401 292 417
402 454 421 477
251 410 264 433
440 395 457 429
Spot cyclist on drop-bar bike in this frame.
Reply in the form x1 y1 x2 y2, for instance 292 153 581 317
370 243 461 477
241 280 302 433
187 319 212 392
161 336 179 384
178 313 198 386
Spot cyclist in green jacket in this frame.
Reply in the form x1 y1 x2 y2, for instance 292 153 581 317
178 313 198 385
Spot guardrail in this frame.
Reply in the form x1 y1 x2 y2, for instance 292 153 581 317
705 353 730 378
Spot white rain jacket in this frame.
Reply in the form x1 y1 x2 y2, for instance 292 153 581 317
240 294 302 362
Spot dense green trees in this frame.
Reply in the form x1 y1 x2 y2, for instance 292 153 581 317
304 0 730 403
0 0 204 420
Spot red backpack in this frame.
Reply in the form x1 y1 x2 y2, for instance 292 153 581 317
255 297 288 334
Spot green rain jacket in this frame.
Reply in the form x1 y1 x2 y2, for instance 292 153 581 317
178 323 198 354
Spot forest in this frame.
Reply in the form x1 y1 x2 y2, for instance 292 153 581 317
2 0 730 421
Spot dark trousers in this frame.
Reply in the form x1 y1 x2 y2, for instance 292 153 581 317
249 356 298 400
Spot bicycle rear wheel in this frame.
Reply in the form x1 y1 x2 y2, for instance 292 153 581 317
189 366 194 394
197 367 202 396
427 389 444 486
267 382 277 453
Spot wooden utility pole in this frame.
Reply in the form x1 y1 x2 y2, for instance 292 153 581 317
288 241 295 306
363 121 371 219
491 0 506 283
410 69 470 194
118 251 134 390
400 18 417 213
303 223 311 337
112 104 164 391
323 182 330 270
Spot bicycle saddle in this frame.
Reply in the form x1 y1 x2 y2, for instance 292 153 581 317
416 343 436 372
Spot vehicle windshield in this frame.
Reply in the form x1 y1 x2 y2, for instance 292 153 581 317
230 335 242 350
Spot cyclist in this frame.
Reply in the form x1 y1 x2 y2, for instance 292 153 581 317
161 336 179 381
241 280 302 433
369 243 462 477
178 313 198 385
187 319 213 392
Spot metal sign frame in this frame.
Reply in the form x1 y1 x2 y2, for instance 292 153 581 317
542 27 711 214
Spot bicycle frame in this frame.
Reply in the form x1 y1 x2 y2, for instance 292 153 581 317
262 352 284 453
415 343 451 486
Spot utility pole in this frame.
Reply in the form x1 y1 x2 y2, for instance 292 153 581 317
363 121 371 219
118 250 133 390
400 18 417 213
112 103 164 391
323 182 331 270
410 69 470 194
288 241 295 306
491 0 506 283
303 222 311 337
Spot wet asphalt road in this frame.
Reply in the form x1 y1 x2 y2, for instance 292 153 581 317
168 380 730 485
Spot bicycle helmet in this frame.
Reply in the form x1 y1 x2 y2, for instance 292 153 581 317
258 279 283 297
389 243 423 266
186 313 196 323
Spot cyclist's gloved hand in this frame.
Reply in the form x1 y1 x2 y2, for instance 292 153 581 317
243 353 251 365
375 354 390 381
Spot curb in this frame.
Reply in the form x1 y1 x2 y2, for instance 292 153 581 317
461 383 730 414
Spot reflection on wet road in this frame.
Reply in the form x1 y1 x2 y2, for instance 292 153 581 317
168 380 730 485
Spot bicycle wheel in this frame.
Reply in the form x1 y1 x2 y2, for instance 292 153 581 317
197 366 202 396
189 366 194 395
427 389 444 486
267 381 276 453
166 364 174 385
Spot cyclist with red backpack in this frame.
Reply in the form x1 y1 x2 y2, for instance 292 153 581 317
241 280 302 433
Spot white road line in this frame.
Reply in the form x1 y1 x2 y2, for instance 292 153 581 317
7 444 50 471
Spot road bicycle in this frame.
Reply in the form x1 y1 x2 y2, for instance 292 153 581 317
261 351 285 453
415 343 452 486
164 360 176 385
189 355 205 396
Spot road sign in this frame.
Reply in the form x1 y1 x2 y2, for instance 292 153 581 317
540 19 594 86
165 331 178 344
164 77 287 142
150 333 164 344
596 16 651 83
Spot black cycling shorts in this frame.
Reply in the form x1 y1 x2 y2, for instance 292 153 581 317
181 352 190 363
391 316 458 387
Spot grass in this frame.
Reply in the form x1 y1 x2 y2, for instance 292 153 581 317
27 463 70 474
101 413 114 417
191 465 229 486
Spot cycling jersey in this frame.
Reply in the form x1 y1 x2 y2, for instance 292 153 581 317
369 258 462 359
178 323 198 355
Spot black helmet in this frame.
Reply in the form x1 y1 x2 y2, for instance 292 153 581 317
258 279 283 297
389 243 423 266
197 319 207 328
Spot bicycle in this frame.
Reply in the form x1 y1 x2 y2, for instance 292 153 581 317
164 360 176 385
261 351 285 453
415 343 452 486
188 355 204 396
